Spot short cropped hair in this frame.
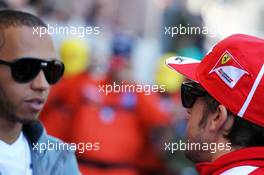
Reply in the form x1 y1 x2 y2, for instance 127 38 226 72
201 94 264 147
0 9 47 49
0 9 47 28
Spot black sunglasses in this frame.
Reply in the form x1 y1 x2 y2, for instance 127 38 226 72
181 82 208 108
0 58 64 84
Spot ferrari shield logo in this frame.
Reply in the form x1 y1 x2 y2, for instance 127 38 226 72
209 51 250 88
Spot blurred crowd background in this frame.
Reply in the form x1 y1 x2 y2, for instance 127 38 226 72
1 0 264 174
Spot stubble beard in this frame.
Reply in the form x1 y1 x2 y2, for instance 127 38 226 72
184 135 207 163
0 86 37 124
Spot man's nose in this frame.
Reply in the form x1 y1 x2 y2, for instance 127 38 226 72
30 70 49 91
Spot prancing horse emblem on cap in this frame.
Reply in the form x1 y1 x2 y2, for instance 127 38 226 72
209 51 250 88
221 53 231 64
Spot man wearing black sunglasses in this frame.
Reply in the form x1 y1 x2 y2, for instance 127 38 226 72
0 10 79 175
166 34 264 175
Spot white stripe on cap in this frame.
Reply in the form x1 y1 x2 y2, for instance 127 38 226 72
238 64 264 117
220 166 258 175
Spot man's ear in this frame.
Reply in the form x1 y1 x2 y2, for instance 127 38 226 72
207 105 232 132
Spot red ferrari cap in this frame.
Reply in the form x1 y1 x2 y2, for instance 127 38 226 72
166 34 264 127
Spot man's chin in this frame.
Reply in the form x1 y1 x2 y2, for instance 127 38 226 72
20 118 38 124
12 114 39 124
184 150 200 163
184 147 210 163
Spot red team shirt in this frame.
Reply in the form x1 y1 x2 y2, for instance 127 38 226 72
196 147 264 175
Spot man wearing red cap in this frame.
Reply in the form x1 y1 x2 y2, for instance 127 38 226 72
166 34 264 175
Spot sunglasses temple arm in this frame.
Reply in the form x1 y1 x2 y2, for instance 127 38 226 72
0 60 12 66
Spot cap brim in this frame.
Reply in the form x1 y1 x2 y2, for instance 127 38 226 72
165 56 201 83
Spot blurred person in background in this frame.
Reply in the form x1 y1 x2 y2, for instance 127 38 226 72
2 0 36 13
155 53 186 129
0 0 8 8
0 9 79 175
58 33 173 175
161 0 204 58
40 38 99 141
155 53 186 175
